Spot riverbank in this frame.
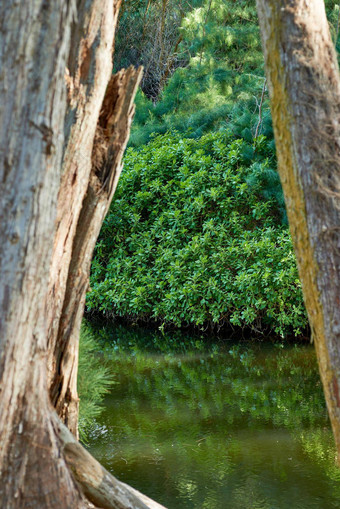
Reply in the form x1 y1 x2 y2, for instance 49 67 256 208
84 311 311 344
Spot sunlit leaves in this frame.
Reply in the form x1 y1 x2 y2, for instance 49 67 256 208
87 130 307 336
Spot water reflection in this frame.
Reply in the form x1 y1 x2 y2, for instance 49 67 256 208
85 321 340 508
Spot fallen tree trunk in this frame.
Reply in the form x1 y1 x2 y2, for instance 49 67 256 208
53 413 166 509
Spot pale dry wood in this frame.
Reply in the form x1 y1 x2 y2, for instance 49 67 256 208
46 0 121 435
53 413 167 509
46 0 143 438
48 64 142 435
256 0 340 461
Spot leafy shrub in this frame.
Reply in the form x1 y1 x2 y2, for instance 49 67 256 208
87 131 307 337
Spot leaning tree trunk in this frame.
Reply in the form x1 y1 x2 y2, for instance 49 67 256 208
0 0 164 507
256 0 340 461
45 0 142 436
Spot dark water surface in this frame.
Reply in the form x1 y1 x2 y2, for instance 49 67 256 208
85 322 340 508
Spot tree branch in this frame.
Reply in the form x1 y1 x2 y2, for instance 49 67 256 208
254 78 267 140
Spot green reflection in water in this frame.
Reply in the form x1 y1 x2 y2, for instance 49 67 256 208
85 321 340 508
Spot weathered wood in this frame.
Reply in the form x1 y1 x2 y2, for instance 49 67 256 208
48 63 142 436
256 0 340 461
0 1 85 506
46 0 142 437
53 414 167 509
0 1 165 507
46 0 121 435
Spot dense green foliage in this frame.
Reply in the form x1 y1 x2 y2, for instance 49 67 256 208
120 0 340 147
87 1 340 337
87 130 307 336
128 0 270 147
77 324 114 441
80 3 340 502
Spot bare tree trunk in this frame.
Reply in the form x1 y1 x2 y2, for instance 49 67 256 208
256 0 340 462
0 1 85 506
48 67 142 436
44 0 142 437
0 0 164 506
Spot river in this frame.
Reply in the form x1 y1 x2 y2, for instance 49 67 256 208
85 321 340 508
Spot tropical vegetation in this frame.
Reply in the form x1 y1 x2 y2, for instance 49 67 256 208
85 0 340 338
87 130 306 337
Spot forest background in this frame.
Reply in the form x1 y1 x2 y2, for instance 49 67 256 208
79 0 340 431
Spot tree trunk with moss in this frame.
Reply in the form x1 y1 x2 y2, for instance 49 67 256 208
256 0 340 462
0 0 163 507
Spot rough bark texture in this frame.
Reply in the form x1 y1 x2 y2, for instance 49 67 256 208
49 68 141 435
0 0 163 507
256 0 340 461
0 1 85 506
46 0 116 434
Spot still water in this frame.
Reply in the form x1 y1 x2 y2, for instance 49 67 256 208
85 322 340 508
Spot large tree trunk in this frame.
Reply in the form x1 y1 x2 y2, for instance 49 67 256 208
0 1 85 505
256 0 340 461
0 0 163 507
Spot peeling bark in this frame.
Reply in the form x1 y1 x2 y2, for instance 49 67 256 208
42 0 142 437
0 0 163 507
46 0 121 434
256 0 340 461
49 67 142 435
